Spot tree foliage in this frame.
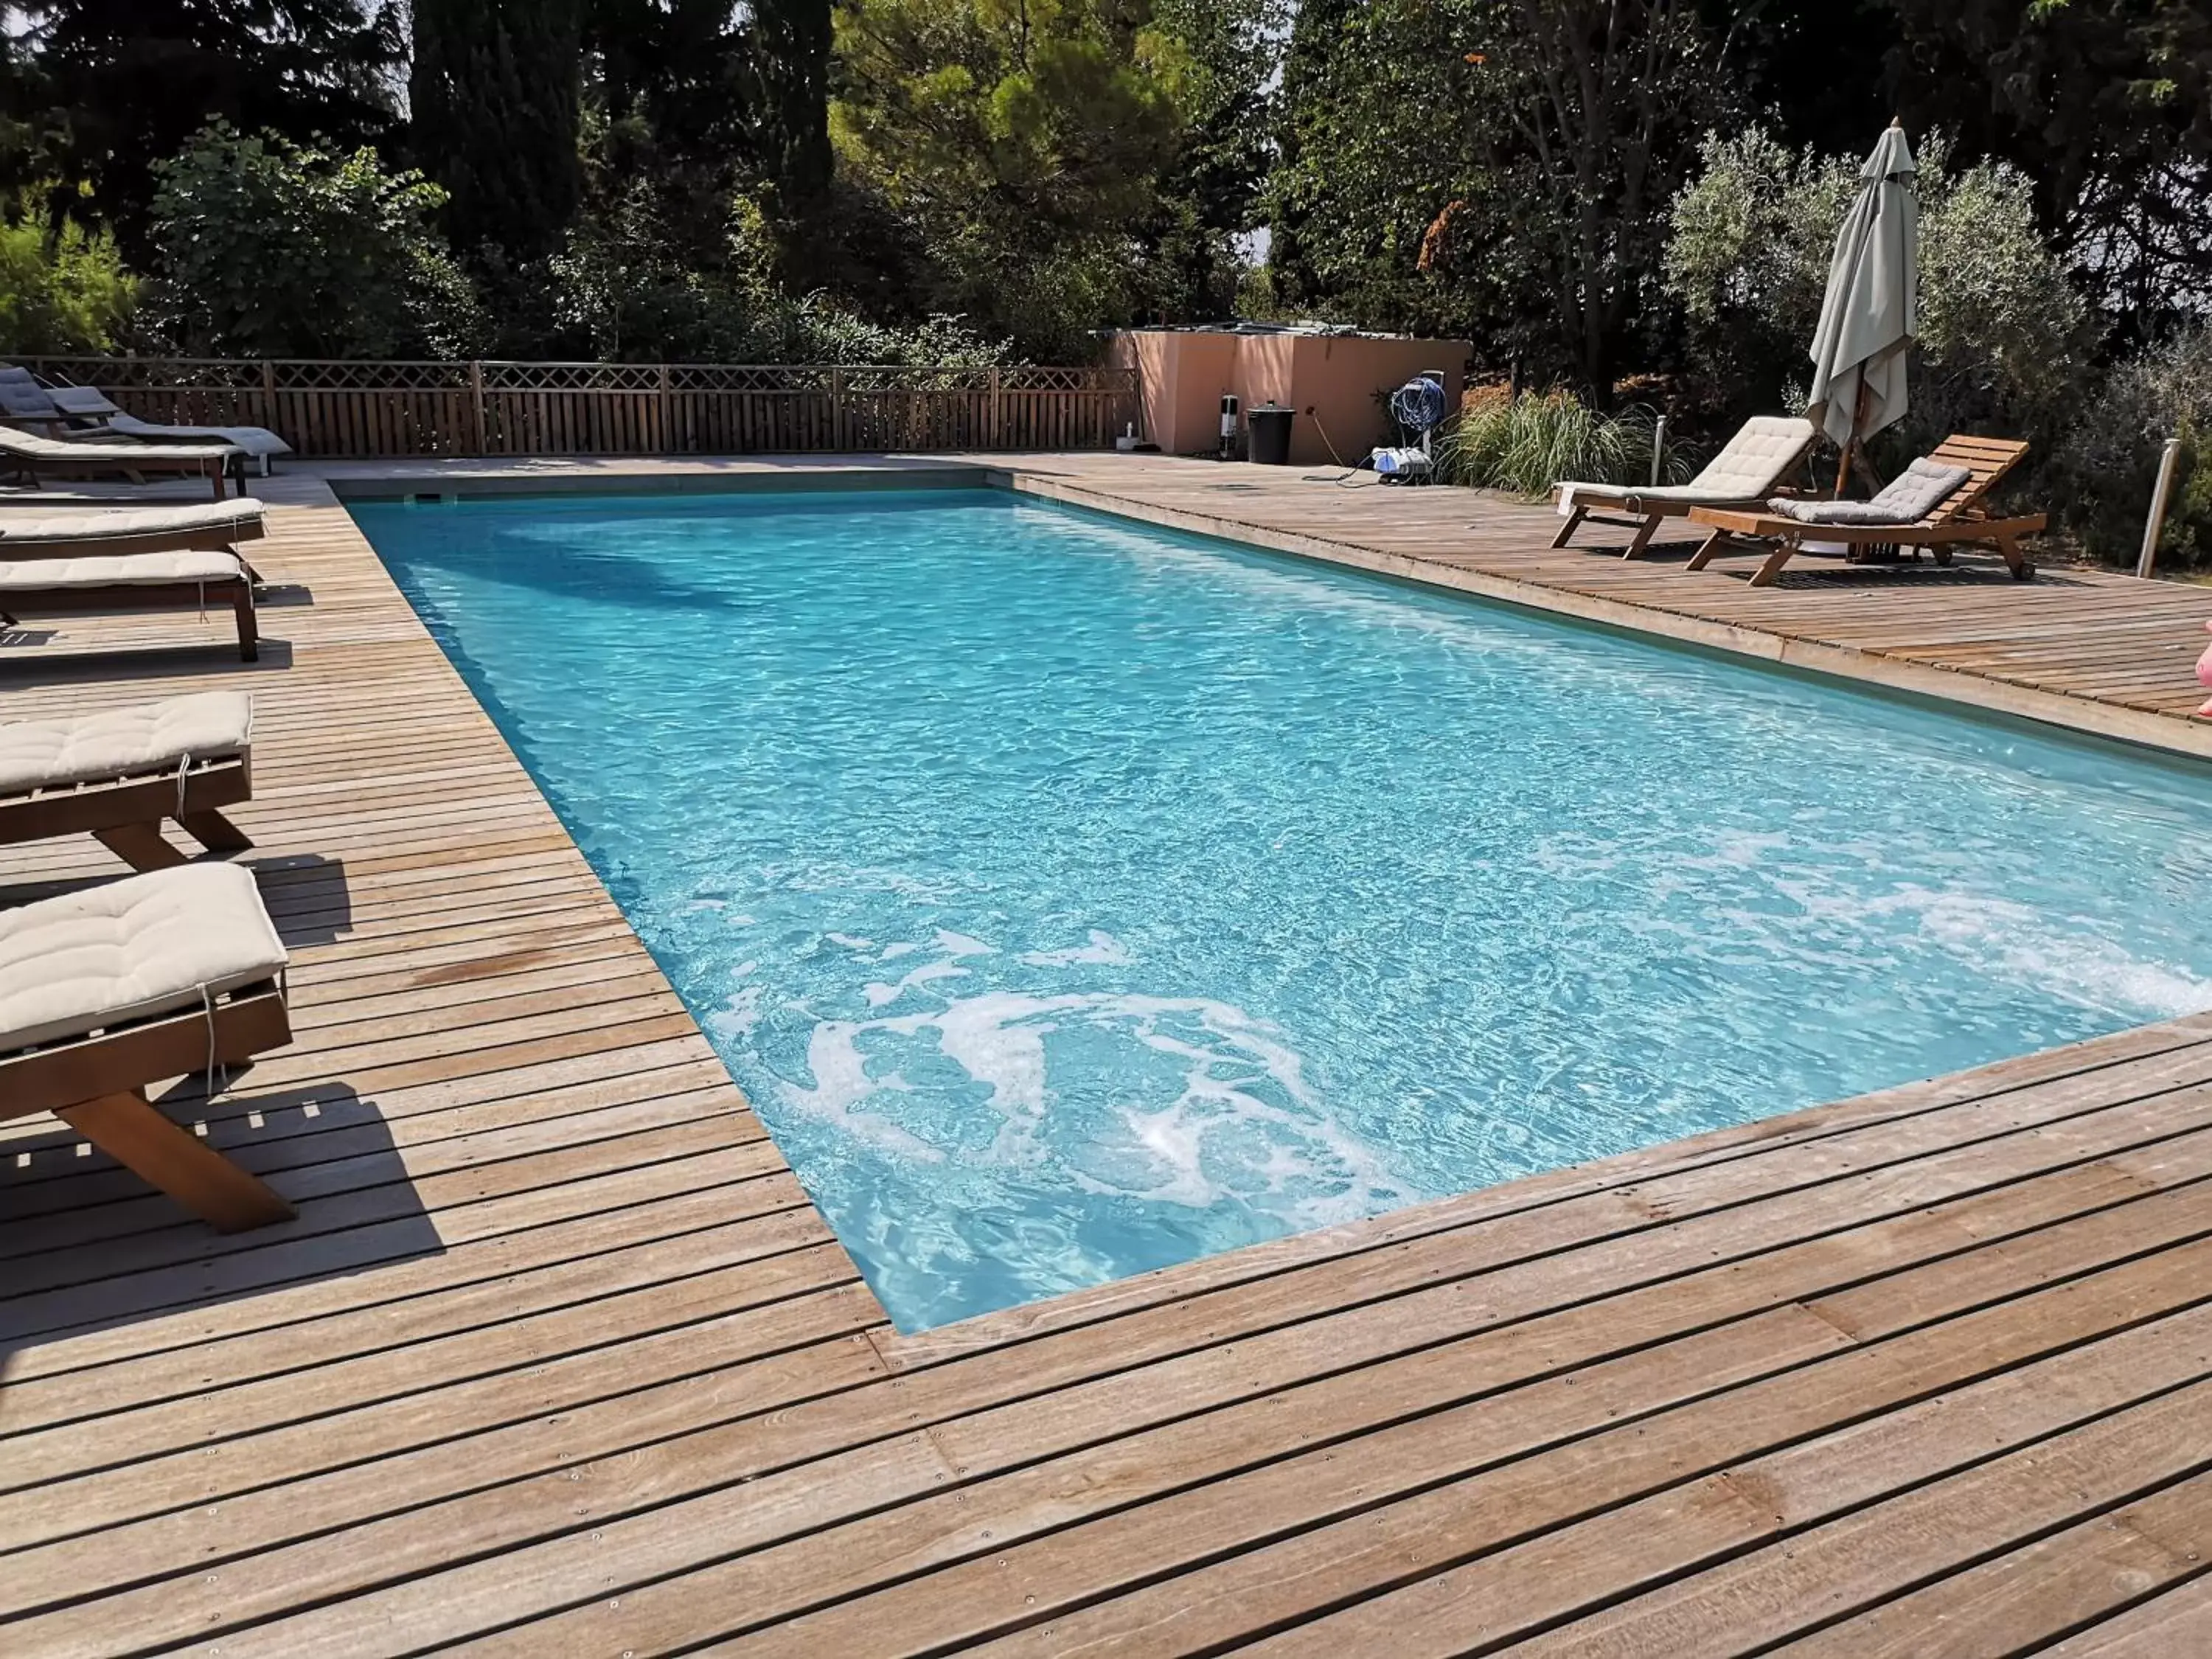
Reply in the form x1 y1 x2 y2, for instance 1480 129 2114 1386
1140 0 1287 321
830 0 1189 355
0 0 403 257
1885 0 2212 325
752 0 837 211
2054 324 2212 567
1664 126 2096 451
0 215 138 353
1268 0 1745 395
411 0 588 262
146 124 485 358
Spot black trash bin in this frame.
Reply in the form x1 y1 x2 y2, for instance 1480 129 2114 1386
1248 404 1295 465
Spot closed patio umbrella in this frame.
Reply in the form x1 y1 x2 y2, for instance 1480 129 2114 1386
1806 120 1918 493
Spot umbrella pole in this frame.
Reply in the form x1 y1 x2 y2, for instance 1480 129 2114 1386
1833 379 1871 498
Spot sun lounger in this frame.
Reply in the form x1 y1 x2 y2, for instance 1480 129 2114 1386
0 862 294 1231
1551 416 1818 557
0 549 260 660
41 385 293 476
0 373 74 432
0 692 254 871
0 499 267 570
1686 435 2042 586
0 424 243 499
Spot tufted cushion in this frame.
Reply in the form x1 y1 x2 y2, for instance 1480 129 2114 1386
1767 459 1975 526
0 550 247 588
0 863 287 1052
107 414 293 460
0 380 60 419
0 501 265 546
1561 415 1816 508
1682 416 1820 498
0 692 252 796
0 426 240 464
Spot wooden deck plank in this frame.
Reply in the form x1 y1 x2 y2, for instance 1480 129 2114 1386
2 456 2209 1658
1770 1468 2212 1658
2045 1572 2212 1656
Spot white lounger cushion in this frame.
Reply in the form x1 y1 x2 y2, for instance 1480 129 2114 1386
1559 415 1817 509
0 501 265 546
0 692 253 796
0 550 247 588
0 863 287 1051
0 426 240 464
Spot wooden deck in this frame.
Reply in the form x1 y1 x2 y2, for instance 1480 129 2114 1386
4 460 2212 1656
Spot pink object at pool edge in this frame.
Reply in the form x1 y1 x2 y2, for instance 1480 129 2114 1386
2199 620 2212 715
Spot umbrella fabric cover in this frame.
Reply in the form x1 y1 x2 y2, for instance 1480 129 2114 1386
1806 123 1919 452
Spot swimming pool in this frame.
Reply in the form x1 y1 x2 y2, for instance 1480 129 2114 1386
355 485 2212 1330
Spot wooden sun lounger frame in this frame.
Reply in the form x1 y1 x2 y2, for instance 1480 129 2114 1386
1685 435 2043 588
1550 431 1820 560
1 979 295 1231
0 570 260 660
0 751 254 870
1551 490 1777 560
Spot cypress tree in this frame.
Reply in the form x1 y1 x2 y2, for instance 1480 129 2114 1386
410 0 587 262
750 0 833 206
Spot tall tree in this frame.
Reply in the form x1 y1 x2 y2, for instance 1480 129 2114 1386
1882 0 2212 327
1267 0 1354 310
1268 0 1742 395
0 0 403 258
1139 0 1287 321
831 0 1187 354
752 0 835 208
411 0 588 262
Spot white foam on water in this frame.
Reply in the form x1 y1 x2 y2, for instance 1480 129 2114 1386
1905 889 2212 1018
863 960 971 1008
706 981 765 1040
777 982 1415 1226
1773 879 2212 1020
1020 930 1135 967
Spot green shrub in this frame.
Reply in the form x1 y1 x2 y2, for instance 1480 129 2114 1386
2053 326 2212 571
0 217 139 354
146 123 487 358
1438 389 1694 497
540 187 1017 366
1664 128 2096 468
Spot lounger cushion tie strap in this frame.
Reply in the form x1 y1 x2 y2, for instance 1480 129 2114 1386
0 691 253 795
1765 460 1974 526
0 863 287 1052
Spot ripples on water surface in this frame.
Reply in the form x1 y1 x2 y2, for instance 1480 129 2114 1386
355 487 2212 1329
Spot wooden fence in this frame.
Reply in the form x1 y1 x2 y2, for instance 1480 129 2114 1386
10 359 1141 459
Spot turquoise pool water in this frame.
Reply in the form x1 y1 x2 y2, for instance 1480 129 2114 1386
355 487 2212 1330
